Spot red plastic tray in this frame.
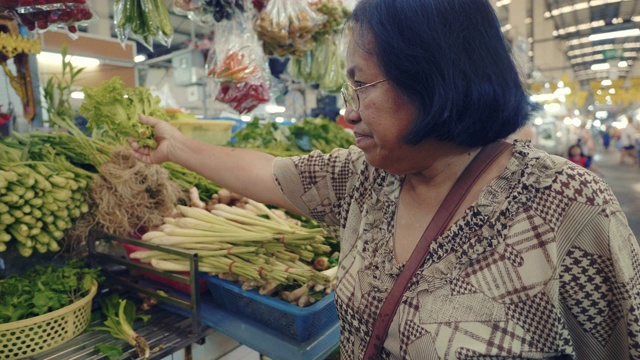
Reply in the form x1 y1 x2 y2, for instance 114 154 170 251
121 242 208 294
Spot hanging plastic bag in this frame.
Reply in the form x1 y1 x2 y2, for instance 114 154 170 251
310 0 350 41
208 13 271 114
288 34 346 93
114 0 174 51
173 0 250 27
255 0 327 57
9 1 96 36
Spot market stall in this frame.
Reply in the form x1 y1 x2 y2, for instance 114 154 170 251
0 1 351 359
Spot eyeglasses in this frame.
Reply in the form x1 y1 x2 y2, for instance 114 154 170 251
341 79 387 111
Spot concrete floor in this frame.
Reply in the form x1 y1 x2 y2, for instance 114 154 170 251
590 146 640 238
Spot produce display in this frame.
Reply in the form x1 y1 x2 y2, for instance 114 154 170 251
233 116 355 154
0 259 101 324
0 0 357 354
2 0 95 34
114 0 174 50
0 138 93 256
130 195 338 306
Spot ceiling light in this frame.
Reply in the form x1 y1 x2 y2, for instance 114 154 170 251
619 60 629 67
275 117 284 123
37 51 100 67
601 79 612 86
265 105 286 114
591 63 610 70
589 29 640 42
241 115 251 122
134 54 147 63
70 91 85 100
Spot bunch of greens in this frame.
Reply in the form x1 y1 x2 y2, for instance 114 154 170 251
0 259 102 324
232 116 354 154
92 293 151 360
79 77 169 149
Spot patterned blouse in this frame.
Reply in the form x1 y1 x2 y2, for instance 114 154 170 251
272 140 640 359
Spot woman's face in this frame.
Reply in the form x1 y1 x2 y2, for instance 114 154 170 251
344 29 420 173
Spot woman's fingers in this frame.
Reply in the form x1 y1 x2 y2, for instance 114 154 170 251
140 115 161 126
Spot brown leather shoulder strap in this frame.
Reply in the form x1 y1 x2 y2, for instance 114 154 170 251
363 140 512 359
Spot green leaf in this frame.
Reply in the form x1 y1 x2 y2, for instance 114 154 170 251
95 344 123 360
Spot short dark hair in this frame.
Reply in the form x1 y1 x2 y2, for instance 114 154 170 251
349 0 531 147
568 144 584 158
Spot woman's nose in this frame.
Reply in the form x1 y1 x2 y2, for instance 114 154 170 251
344 108 361 125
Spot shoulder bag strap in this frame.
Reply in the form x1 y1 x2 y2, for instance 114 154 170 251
363 140 512 359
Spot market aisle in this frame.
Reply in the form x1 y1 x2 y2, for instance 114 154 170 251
589 146 640 240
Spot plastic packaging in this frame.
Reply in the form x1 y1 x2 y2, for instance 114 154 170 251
208 14 271 114
9 1 95 35
310 0 350 41
114 0 174 51
288 34 346 93
255 0 327 57
173 0 249 27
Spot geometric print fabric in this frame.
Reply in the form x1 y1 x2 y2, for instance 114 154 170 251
273 141 640 359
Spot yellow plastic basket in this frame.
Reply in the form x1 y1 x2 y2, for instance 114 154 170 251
173 120 236 145
0 281 98 360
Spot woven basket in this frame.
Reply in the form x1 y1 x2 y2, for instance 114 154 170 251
0 281 98 360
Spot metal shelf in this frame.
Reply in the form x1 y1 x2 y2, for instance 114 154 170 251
29 305 213 360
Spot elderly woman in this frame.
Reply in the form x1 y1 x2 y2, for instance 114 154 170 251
130 0 640 358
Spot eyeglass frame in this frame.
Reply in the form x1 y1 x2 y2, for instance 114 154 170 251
341 79 387 111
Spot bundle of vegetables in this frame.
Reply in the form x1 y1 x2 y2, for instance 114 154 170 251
114 0 174 50
232 116 355 154
0 259 101 324
0 141 92 257
131 200 338 306
91 293 151 360
79 77 166 149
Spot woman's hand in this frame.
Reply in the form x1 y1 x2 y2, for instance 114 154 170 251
128 115 184 164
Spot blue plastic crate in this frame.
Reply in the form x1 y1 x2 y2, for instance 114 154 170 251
205 275 338 342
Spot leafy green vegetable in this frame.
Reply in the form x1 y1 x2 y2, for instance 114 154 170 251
0 259 102 324
91 294 151 359
232 116 355 154
79 77 169 149
95 344 123 360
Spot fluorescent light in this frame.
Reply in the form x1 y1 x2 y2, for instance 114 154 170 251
275 117 284 123
37 51 100 67
591 63 610 70
134 54 147 63
588 28 640 42
530 93 557 102
601 79 612 86
241 115 251 122
619 60 628 68
265 105 286 114
70 91 85 100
